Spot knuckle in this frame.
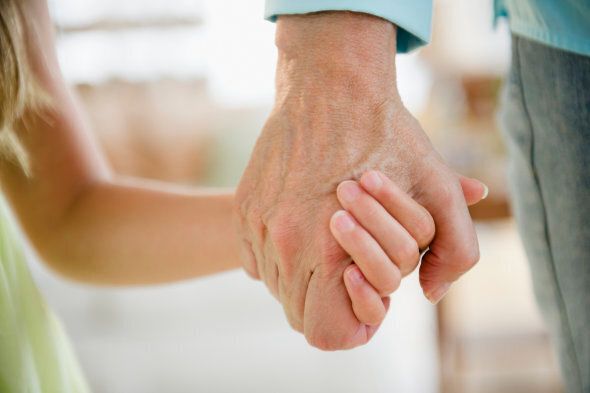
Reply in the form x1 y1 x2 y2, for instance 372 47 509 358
378 274 401 297
239 239 261 279
279 263 296 288
454 246 480 273
415 212 436 246
285 312 303 333
305 331 340 351
268 223 292 253
265 266 280 299
365 309 386 327
399 258 420 277
246 210 265 238
243 262 260 280
268 224 298 280
398 239 420 264
235 187 258 222
436 180 461 206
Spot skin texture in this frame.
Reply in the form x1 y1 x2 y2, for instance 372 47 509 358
2 2 486 351
330 170 437 329
333 172 486 330
235 12 486 350
0 0 242 285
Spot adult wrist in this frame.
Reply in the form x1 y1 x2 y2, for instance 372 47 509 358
275 12 400 103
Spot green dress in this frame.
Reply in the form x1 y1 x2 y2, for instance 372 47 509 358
0 198 90 393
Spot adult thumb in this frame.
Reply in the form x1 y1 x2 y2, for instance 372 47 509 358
459 176 489 206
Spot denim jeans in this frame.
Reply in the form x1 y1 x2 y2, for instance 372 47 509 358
500 35 590 393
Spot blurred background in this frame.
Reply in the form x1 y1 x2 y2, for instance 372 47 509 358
20 0 563 392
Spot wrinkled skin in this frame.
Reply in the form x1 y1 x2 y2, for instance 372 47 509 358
235 12 479 350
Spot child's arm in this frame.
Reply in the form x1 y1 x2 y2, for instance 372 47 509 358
0 0 240 285
1 173 241 285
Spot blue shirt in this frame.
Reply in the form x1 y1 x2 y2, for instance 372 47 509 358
265 0 590 56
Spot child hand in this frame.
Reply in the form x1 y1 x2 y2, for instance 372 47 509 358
329 170 436 326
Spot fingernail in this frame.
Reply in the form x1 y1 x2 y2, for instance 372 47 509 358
347 266 364 283
361 171 383 192
426 283 451 304
338 181 361 203
481 183 489 200
334 210 355 233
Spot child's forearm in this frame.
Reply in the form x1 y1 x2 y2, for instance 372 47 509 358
0 98 242 285
0 0 241 285
29 178 241 285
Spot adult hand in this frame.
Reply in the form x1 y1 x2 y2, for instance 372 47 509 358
235 12 487 350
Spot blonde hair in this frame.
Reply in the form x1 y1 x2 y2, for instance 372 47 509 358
0 0 42 170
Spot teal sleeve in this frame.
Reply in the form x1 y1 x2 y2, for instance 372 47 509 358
265 0 432 53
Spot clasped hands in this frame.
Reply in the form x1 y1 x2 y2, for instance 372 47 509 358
234 12 487 350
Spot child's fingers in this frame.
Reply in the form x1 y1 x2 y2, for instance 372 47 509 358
330 210 401 297
337 181 421 276
344 264 389 326
359 171 436 250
